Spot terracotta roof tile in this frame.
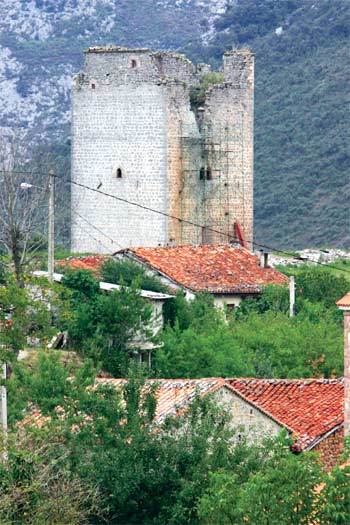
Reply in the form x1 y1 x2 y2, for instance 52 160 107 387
95 378 225 422
120 245 288 294
57 255 108 273
336 292 350 308
18 377 344 452
226 378 344 450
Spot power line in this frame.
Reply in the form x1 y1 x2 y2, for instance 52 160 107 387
54 191 123 251
68 178 350 275
1 168 348 274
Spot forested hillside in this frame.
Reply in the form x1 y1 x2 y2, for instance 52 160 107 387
0 0 349 249
186 0 350 249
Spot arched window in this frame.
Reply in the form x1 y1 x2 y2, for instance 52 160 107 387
129 57 139 69
113 166 124 179
199 167 205 180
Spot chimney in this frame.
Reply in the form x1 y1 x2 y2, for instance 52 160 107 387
336 291 350 437
259 250 269 268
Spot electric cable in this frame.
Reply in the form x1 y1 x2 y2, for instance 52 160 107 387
67 178 350 275
1 168 349 273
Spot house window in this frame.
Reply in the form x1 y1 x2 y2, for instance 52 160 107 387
116 168 122 178
226 303 236 311
199 167 205 180
90 82 96 90
206 168 212 180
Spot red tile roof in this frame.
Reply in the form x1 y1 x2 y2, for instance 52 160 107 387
336 292 350 309
118 245 288 294
57 255 108 273
96 378 224 422
226 378 344 450
18 377 344 452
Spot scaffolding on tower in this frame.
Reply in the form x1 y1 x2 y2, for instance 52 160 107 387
178 121 246 246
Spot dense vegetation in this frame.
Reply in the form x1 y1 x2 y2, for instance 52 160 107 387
3 355 350 524
0 261 349 523
185 0 350 249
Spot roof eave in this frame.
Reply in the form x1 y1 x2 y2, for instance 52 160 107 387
304 423 344 451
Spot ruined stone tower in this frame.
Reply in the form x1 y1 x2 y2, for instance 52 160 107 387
71 46 254 252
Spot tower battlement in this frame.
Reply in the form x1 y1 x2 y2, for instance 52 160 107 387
71 47 254 252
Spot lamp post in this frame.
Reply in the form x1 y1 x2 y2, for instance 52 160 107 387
20 170 55 281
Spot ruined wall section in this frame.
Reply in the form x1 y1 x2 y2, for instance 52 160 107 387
152 52 198 84
165 80 202 245
71 49 168 252
197 50 254 246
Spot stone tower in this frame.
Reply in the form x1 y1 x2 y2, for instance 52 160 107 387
71 46 254 252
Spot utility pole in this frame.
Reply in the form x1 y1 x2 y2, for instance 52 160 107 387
1 363 7 460
48 170 55 282
289 276 295 317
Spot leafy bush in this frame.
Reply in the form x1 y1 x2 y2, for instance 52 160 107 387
61 269 153 376
100 258 170 294
190 71 224 109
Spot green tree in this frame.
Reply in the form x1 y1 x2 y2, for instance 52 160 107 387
99 258 170 293
61 269 154 376
156 292 343 379
0 277 61 364
0 430 99 525
156 294 254 378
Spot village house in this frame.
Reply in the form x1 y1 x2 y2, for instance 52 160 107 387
96 376 345 469
114 244 288 308
33 269 173 363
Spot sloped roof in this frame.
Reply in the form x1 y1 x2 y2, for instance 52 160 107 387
19 377 344 452
336 292 350 309
117 245 288 294
226 378 344 450
96 378 225 423
57 255 109 273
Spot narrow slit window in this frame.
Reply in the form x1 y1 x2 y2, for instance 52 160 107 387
116 168 122 178
199 167 205 180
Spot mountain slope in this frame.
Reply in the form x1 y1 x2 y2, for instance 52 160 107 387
0 0 349 250
185 0 350 249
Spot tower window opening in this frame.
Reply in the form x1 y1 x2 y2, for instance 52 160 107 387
206 168 212 180
116 168 123 178
199 167 205 180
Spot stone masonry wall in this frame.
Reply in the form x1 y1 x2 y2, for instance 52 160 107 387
71 56 168 252
200 51 254 246
214 386 282 443
312 427 344 470
71 47 254 251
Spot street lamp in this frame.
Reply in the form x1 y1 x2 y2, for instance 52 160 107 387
20 170 55 282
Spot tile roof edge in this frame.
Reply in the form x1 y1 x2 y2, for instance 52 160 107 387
119 251 196 293
304 423 344 451
224 382 295 434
